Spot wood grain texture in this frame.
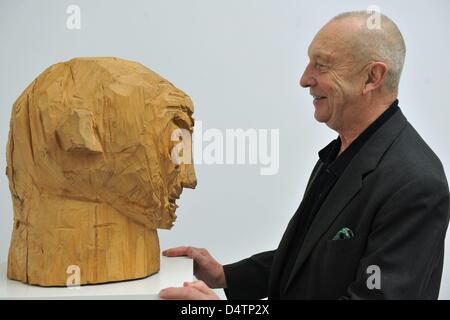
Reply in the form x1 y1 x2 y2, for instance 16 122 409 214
6 57 197 286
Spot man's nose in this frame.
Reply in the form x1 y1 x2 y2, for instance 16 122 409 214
299 63 317 88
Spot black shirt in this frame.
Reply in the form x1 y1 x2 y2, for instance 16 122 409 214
279 99 400 291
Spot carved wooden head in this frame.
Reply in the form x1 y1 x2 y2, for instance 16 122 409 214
6 57 197 230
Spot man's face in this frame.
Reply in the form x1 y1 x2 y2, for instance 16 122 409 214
300 20 366 131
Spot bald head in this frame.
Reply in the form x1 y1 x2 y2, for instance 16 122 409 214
329 11 406 93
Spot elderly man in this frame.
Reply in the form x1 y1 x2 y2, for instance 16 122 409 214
160 11 450 299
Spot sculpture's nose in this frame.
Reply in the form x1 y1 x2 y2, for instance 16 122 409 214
182 164 197 189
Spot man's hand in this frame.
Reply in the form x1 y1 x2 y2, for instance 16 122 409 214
159 280 220 300
162 246 227 289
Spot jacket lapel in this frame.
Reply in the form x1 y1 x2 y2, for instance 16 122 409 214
282 110 408 295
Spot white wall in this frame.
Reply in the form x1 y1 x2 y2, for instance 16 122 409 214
0 0 449 299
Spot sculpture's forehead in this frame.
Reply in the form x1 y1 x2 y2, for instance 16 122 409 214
75 58 194 113
38 57 194 113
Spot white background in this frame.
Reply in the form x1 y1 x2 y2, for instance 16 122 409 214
0 0 449 299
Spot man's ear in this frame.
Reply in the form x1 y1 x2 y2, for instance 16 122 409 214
363 61 388 95
56 109 103 153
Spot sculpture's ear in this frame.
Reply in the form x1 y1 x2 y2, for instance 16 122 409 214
56 109 103 153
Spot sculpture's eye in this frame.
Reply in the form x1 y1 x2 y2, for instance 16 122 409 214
168 116 193 168
172 114 192 131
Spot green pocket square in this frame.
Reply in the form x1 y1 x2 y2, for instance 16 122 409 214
332 227 355 240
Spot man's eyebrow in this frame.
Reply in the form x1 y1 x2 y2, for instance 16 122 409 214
308 48 332 61
315 52 332 60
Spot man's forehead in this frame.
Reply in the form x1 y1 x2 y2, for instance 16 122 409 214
307 26 354 60
307 37 341 63
307 44 334 60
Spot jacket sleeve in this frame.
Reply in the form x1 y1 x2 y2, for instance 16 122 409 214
341 175 450 299
223 250 276 300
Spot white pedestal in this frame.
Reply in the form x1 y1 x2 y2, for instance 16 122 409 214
0 256 193 299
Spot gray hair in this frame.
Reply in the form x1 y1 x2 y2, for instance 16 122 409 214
331 11 406 92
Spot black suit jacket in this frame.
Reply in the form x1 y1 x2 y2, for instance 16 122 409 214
223 109 450 299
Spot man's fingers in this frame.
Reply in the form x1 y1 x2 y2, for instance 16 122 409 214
183 281 212 295
162 246 194 257
163 247 210 266
159 286 205 300
159 287 191 299
190 249 209 265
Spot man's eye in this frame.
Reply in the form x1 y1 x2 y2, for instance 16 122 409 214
315 63 326 70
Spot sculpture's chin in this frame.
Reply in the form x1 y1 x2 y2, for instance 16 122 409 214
155 197 178 229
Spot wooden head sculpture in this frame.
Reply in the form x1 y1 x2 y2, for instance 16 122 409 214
6 57 197 286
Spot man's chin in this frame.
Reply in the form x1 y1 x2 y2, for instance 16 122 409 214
313 110 329 123
313 101 332 122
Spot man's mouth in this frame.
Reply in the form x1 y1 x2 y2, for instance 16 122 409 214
312 95 327 101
